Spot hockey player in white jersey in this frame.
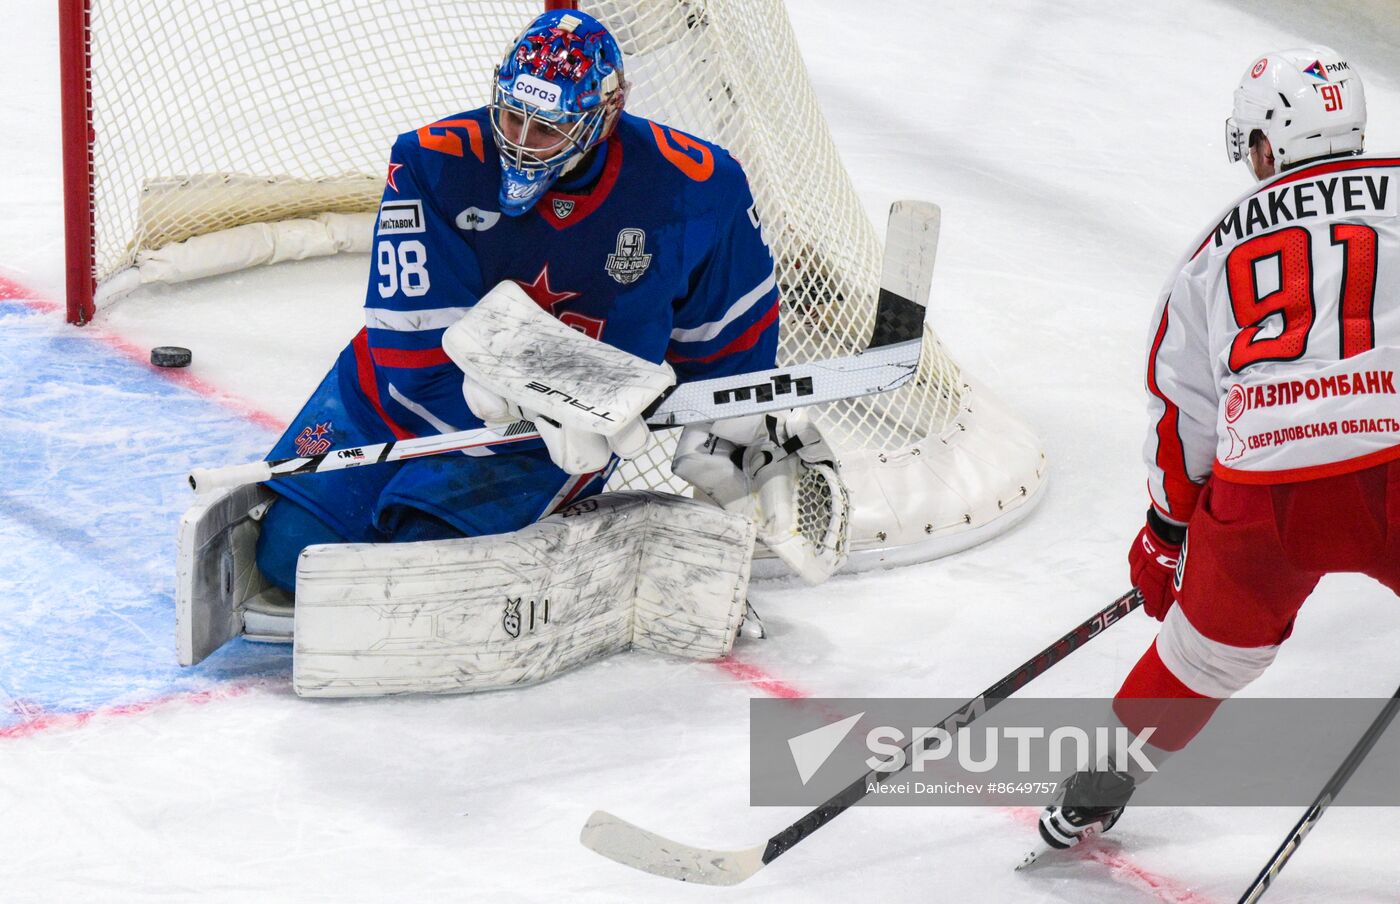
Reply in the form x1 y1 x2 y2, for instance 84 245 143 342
1035 46 1400 852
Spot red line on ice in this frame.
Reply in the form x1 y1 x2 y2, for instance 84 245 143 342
1000 807 1218 904
0 276 62 313
713 657 808 699
0 273 283 431
0 682 265 741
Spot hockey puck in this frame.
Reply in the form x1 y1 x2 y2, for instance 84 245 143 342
150 346 193 368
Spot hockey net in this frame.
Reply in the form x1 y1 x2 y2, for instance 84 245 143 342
61 0 1045 570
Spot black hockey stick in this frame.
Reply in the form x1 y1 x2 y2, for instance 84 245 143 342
1237 684 1400 904
580 588 1145 885
189 201 940 494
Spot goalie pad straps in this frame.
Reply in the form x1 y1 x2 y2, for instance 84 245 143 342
291 491 755 698
442 280 675 472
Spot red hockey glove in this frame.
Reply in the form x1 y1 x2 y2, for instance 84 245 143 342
1128 508 1186 620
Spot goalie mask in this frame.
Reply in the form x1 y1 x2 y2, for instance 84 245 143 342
1225 47 1366 180
490 10 627 215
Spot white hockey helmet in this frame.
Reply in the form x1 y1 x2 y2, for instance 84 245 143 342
1225 47 1366 179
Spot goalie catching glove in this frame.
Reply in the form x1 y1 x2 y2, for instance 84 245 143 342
672 410 850 585
444 280 675 474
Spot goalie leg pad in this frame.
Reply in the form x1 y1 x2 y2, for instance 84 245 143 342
632 496 756 660
176 482 284 666
291 491 754 698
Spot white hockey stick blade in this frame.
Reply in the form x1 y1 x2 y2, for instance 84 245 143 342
867 200 941 348
580 811 766 886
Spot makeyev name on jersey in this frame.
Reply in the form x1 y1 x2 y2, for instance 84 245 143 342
1212 173 1396 247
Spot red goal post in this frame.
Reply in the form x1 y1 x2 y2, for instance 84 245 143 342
58 0 1046 570
59 0 96 325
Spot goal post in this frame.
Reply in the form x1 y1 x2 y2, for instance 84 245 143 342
59 0 1046 570
59 0 97 325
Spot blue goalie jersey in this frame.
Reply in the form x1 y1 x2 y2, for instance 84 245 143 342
262 109 780 549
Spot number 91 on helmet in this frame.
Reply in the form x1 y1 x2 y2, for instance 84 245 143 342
490 9 628 215
1225 46 1366 181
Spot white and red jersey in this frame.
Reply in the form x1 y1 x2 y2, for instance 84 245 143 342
1145 154 1400 522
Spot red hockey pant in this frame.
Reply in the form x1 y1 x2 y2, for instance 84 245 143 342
1115 459 1400 750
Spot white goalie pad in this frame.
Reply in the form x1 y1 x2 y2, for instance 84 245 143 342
292 491 755 698
176 482 290 666
442 280 675 436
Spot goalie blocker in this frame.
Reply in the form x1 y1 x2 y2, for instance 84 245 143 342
443 279 675 475
179 489 755 693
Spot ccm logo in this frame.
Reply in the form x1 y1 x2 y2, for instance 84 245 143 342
713 373 814 405
524 381 617 421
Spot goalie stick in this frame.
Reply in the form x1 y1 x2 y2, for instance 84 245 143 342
1236 683 1400 904
189 201 940 494
578 588 1145 886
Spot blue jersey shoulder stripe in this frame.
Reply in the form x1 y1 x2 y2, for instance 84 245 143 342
670 269 777 344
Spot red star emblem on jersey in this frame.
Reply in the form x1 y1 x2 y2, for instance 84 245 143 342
385 161 404 192
515 263 580 314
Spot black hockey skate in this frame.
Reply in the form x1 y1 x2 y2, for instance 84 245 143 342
1017 769 1136 869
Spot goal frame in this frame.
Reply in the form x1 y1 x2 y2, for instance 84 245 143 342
60 0 97 325
58 0 579 325
57 0 1047 572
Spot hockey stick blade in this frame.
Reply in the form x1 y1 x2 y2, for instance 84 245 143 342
581 589 1144 886
868 199 940 348
580 811 765 886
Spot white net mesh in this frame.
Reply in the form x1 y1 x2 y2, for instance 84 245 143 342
81 1 1020 560
797 462 849 559
578 0 966 496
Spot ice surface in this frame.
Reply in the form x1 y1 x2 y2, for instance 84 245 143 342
1 2 1398 901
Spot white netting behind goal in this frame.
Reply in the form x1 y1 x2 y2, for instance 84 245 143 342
77 0 1045 567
